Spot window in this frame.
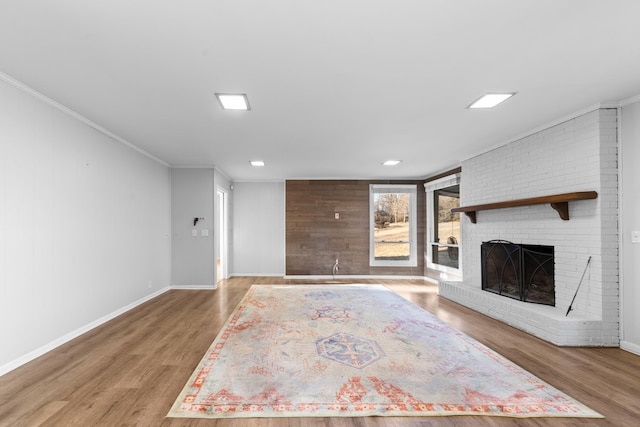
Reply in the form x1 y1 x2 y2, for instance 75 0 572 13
425 173 461 273
370 184 417 267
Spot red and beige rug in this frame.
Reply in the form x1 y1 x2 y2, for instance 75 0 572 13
167 284 602 419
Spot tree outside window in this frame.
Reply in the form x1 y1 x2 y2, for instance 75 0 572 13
432 185 460 269
370 185 417 266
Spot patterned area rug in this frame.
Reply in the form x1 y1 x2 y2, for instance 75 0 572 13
167 285 602 419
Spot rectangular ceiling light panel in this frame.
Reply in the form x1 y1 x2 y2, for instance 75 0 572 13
216 93 250 110
382 160 402 166
468 93 515 109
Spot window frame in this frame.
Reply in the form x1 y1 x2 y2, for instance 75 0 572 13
369 184 418 267
425 173 462 275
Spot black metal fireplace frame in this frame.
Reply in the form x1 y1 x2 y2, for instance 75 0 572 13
481 240 555 306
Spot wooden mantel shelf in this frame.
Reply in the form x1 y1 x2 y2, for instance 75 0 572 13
451 191 598 223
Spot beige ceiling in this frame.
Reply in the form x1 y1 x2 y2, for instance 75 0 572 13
2 0 640 180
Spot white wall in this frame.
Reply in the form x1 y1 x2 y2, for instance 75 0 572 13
232 182 285 276
621 100 640 354
171 168 215 287
0 76 172 373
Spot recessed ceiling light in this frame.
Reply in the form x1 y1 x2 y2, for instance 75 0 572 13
468 93 515 109
382 160 402 166
216 93 250 110
250 160 265 167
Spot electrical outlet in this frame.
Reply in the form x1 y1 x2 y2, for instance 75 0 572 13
632 230 640 243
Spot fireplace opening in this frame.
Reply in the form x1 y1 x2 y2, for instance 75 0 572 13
481 240 555 306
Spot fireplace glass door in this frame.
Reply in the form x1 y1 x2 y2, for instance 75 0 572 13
481 240 555 306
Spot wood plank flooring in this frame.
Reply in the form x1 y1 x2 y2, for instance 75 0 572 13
1 277 639 426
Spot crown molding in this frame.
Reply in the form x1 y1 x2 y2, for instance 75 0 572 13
461 102 620 164
0 71 169 167
619 93 640 107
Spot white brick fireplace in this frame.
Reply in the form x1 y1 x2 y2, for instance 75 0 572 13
439 109 619 346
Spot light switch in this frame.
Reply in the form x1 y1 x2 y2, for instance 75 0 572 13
632 230 640 243
335 212 340 220
201 229 209 237
191 229 198 237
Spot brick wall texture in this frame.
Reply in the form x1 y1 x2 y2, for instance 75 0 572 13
440 109 619 346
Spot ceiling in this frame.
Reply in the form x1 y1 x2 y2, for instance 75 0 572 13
2 1 640 181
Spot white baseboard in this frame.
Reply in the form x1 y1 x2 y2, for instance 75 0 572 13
230 273 284 277
171 284 217 290
0 286 171 377
621 340 640 356
283 275 426 281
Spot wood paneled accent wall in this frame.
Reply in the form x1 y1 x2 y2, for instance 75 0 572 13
286 180 425 276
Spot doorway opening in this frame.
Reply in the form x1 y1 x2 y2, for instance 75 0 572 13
217 189 227 283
